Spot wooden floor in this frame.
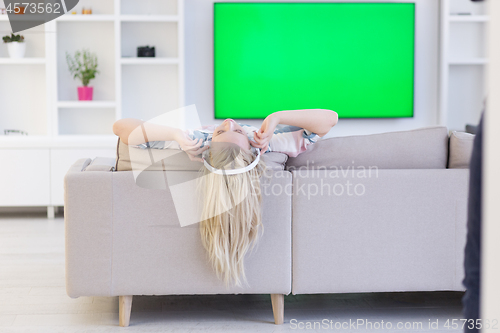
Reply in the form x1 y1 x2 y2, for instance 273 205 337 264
0 213 465 332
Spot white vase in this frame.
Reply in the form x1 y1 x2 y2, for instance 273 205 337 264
6 42 26 58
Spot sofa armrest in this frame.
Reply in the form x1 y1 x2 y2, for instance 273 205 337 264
64 160 114 297
67 158 92 174
84 157 116 172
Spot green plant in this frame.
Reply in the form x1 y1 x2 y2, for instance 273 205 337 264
2 33 24 43
66 49 99 86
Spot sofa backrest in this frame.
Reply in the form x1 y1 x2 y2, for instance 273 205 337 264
115 138 289 172
286 126 449 170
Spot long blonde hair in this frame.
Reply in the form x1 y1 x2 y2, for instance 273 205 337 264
197 142 266 287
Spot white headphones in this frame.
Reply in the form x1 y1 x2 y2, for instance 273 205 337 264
202 147 261 175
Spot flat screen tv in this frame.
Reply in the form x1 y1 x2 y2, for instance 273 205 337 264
214 2 415 119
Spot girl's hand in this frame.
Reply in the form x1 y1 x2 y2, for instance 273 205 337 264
175 130 209 162
251 113 280 154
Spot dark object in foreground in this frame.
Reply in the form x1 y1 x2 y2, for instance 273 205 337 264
462 113 483 332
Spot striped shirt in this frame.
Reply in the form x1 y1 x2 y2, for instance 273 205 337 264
133 123 320 157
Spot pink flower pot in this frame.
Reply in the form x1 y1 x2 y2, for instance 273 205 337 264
77 86 93 101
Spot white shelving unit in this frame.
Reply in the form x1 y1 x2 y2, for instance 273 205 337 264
0 57 46 64
439 0 488 131
0 0 184 136
0 0 185 213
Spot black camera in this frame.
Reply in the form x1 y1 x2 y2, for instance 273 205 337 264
137 46 155 57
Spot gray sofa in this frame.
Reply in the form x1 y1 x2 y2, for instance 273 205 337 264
64 126 473 327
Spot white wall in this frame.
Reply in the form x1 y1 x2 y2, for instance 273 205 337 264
184 0 439 138
483 0 500 325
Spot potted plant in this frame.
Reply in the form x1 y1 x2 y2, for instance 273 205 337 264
2 33 26 58
66 49 99 101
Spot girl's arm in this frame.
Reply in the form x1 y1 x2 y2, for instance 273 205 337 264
251 109 338 152
112 118 183 145
112 118 209 162
272 109 338 137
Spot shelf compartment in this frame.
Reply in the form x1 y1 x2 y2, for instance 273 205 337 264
121 57 179 65
121 0 177 16
70 0 115 15
449 0 487 16
0 65 47 135
57 101 116 108
449 22 486 60
446 65 485 132
57 21 115 102
120 15 178 22
0 22 46 58
121 21 178 58
0 58 46 64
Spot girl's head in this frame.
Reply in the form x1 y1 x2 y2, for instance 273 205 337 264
198 141 266 287
211 119 251 151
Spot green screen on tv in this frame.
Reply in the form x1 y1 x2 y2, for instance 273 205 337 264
214 2 415 119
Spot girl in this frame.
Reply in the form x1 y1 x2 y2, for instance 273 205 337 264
113 109 338 287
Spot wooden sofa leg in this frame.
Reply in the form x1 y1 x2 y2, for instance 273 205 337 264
270 294 284 325
119 295 133 327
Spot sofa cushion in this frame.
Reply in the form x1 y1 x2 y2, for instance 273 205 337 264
286 126 449 170
448 131 475 169
115 139 288 171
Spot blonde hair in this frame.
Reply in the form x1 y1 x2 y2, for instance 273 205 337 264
197 143 266 287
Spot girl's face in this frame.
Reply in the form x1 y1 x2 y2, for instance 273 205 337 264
212 119 251 150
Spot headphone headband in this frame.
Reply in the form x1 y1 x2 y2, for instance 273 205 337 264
202 148 261 175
